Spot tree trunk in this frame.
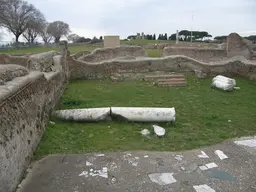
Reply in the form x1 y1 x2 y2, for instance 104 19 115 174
15 34 20 43
55 37 60 43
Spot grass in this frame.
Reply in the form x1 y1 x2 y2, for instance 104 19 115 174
0 44 96 54
0 44 162 57
0 40 165 57
34 76 256 160
146 49 163 57
121 39 174 45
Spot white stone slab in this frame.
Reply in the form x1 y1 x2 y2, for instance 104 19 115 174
193 184 215 192
199 165 208 171
215 150 228 160
234 139 256 148
198 151 209 158
148 173 177 185
205 162 218 169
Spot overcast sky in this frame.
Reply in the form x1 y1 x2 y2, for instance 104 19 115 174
1 0 256 42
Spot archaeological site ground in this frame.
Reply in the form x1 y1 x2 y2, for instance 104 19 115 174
1 33 256 192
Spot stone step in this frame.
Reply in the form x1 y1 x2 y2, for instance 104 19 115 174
157 81 187 87
156 78 186 83
144 74 185 81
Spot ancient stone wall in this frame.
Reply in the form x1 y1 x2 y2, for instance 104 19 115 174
0 42 69 192
0 54 28 67
162 47 227 62
145 42 221 49
71 51 91 60
69 55 256 80
82 46 147 63
227 33 252 59
162 33 254 61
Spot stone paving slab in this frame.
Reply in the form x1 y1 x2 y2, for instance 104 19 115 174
17 137 256 192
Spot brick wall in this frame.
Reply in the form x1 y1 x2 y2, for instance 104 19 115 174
0 42 69 192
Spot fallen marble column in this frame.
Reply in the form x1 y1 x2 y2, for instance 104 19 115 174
211 75 236 91
212 75 236 86
52 108 111 121
111 107 176 122
211 80 234 91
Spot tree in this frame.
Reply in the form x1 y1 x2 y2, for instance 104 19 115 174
0 32 3 41
169 34 176 40
22 11 45 43
67 33 80 43
0 0 43 43
90 36 102 44
214 36 227 41
127 35 136 40
164 33 168 40
76 37 91 43
99 36 103 40
47 21 70 43
153 34 156 40
245 35 256 43
40 22 52 44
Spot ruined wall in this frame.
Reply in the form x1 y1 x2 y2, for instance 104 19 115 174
0 54 28 67
0 42 69 192
69 55 256 80
227 33 252 59
145 42 221 49
162 47 227 62
82 46 147 63
71 51 91 60
162 33 254 61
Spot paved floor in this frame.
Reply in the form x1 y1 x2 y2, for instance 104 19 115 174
17 136 256 192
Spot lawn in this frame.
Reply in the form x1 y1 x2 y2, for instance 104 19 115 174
34 76 256 160
121 39 174 45
0 44 96 54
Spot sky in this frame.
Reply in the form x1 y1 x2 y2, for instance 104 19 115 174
1 0 256 43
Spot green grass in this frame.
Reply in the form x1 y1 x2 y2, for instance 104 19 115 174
121 39 174 45
34 76 256 160
0 44 163 58
146 49 163 57
0 40 170 57
0 44 96 54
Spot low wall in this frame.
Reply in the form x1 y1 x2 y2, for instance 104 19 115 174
162 47 227 62
70 51 91 60
82 46 147 63
0 42 69 192
69 55 256 80
145 42 222 49
0 54 28 67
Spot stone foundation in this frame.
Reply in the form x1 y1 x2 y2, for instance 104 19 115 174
162 47 227 62
69 55 256 80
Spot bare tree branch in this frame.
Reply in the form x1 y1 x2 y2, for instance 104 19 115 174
47 21 71 43
39 22 53 44
22 9 45 43
0 0 44 42
67 33 80 43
